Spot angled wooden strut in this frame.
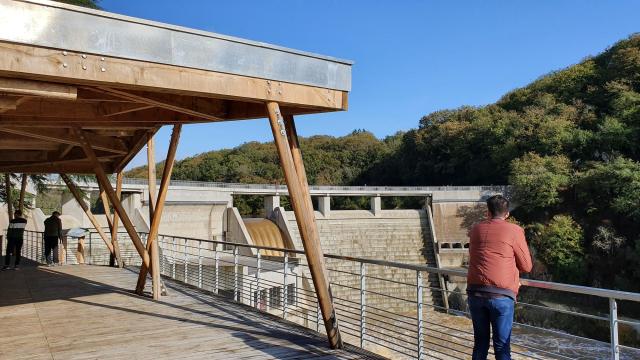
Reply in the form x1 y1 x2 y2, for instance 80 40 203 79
60 174 114 255
136 125 182 298
266 102 342 349
98 179 123 267
74 128 150 269
111 172 124 268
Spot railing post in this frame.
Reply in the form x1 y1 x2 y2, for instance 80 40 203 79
255 249 261 309
360 262 366 349
233 245 239 302
610 298 620 360
184 240 189 284
197 240 203 289
283 252 288 319
215 247 219 294
417 270 424 360
171 237 176 279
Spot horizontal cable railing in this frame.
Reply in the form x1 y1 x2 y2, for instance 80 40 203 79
14 229 640 360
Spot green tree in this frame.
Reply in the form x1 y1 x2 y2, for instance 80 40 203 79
509 153 572 210
529 215 586 283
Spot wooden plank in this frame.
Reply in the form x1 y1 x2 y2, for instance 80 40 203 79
0 43 346 111
266 102 342 349
114 129 158 173
0 127 128 154
136 125 182 298
60 173 114 254
0 77 77 100
147 135 157 226
0 163 110 174
2 97 153 118
75 128 150 269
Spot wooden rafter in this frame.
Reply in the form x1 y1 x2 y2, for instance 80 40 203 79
111 172 123 268
0 127 128 154
92 87 224 122
98 181 123 267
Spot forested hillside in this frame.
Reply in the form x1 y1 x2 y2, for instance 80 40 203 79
128 34 640 291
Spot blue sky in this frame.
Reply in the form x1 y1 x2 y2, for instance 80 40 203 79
99 0 640 169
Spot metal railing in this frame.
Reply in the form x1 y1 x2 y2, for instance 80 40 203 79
14 230 640 359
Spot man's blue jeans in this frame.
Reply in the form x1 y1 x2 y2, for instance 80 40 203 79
468 295 515 360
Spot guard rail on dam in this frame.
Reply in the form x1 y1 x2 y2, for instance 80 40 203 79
13 230 640 360
61 177 508 197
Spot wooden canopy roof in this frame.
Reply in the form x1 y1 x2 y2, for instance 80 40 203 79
0 0 352 174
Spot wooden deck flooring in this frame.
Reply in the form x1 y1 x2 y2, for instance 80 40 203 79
0 262 383 360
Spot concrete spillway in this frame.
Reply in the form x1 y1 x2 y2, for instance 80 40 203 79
242 218 290 257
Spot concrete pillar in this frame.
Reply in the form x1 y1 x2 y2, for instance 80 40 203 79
318 196 331 217
264 195 280 217
62 191 89 226
370 196 382 216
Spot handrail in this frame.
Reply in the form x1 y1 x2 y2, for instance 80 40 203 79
134 232 640 303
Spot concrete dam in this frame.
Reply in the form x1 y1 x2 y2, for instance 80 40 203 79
3 178 504 311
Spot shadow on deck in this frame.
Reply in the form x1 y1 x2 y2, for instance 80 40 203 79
0 261 384 360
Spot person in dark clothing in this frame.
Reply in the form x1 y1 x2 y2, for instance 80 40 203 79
44 211 63 266
3 210 27 270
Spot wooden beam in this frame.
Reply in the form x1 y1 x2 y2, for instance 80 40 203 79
98 181 122 267
0 134 60 151
75 128 150 269
0 96 28 112
0 43 345 110
93 87 224 122
0 77 77 100
0 154 120 171
136 125 182 298
0 151 48 162
60 174 114 254
147 134 157 219
0 127 128 154
114 129 158 173
2 98 154 118
111 172 123 268
266 102 342 349
0 163 110 174
18 174 27 214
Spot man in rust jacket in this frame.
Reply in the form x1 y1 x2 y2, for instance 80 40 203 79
467 195 532 360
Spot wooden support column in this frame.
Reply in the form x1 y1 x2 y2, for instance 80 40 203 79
99 182 122 267
136 125 182 298
266 102 342 349
5 174 13 220
60 174 114 254
18 174 27 214
134 134 157 295
111 173 123 268
74 128 150 269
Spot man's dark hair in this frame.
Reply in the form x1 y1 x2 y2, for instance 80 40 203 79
14 210 22 217
487 195 509 217
52 211 61 217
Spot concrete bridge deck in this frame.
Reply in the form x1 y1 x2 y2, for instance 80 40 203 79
0 263 382 360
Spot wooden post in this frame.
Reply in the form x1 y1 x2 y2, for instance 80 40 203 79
18 174 27 214
136 125 182 298
111 173 123 268
60 174 114 254
266 102 342 349
74 128 150 269
4 174 13 220
147 134 157 220
99 181 122 267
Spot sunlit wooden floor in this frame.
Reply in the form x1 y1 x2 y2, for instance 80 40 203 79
0 262 383 360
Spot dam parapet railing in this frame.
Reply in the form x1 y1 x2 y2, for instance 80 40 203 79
47 176 509 197
14 229 640 360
